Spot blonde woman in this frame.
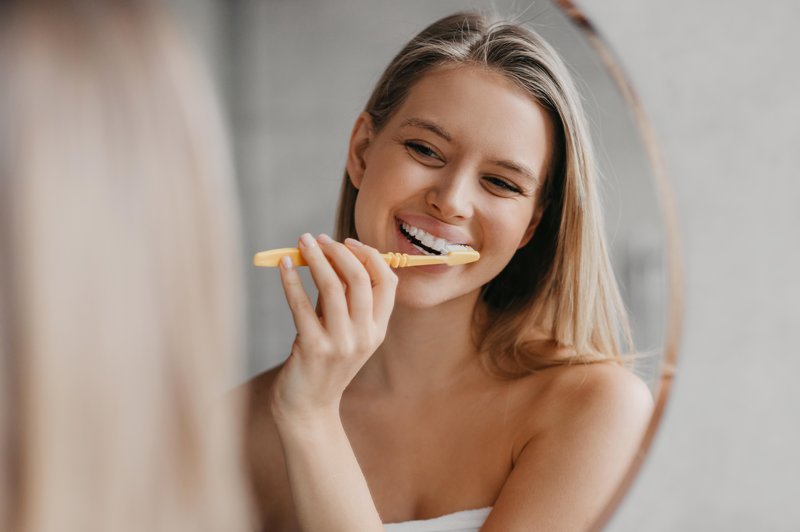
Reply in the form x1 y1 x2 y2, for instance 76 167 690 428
0 0 250 530
245 12 653 531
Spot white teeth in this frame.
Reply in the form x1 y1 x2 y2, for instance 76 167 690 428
400 221 456 254
418 232 435 248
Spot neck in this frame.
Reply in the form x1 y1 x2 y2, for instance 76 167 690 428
352 289 486 397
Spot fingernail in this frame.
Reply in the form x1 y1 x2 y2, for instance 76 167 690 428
280 255 293 270
299 233 316 248
344 237 363 247
317 233 334 244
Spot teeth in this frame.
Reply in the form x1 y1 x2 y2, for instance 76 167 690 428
401 221 455 254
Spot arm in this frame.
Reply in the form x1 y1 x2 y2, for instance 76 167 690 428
270 233 396 531
482 364 654 532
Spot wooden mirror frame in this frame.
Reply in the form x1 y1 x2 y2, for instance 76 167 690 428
552 2 684 529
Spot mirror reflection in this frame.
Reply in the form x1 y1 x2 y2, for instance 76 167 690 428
175 1 668 530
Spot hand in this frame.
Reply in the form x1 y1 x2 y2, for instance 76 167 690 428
271 233 397 424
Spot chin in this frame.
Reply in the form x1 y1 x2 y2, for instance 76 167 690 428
394 290 444 310
393 277 480 310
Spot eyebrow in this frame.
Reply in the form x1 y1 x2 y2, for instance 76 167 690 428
399 117 452 142
400 116 540 184
491 159 540 184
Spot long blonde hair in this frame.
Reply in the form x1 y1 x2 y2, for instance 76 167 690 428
335 12 632 377
0 1 250 530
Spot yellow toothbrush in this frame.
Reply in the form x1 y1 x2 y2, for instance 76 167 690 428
253 246 479 268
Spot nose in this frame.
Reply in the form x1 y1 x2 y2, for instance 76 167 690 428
425 168 475 221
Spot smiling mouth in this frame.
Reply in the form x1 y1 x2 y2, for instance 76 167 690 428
398 220 468 256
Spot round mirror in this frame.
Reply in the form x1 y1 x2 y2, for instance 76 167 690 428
175 0 680 528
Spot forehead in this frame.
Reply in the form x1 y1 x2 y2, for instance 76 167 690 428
386 65 553 175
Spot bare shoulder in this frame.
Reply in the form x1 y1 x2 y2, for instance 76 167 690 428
549 362 652 412
235 364 296 530
506 363 653 462
238 362 284 457
241 364 283 414
482 363 653 530
234 363 284 438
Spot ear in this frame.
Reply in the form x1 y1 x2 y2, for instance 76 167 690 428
346 112 374 190
518 201 547 249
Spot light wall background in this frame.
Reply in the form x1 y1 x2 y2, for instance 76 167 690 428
584 1 800 530
171 0 800 530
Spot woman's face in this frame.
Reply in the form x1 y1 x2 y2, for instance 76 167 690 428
347 65 554 309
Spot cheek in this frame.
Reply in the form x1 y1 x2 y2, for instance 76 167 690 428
484 209 534 252
351 170 405 244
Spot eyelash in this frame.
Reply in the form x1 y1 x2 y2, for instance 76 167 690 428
404 141 440 160
484 176 523 194
402 140 524 196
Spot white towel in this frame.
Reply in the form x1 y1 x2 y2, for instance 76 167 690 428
383 507 491 532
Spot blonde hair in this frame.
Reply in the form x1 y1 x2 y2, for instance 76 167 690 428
0 1 250 530
335 12 632 377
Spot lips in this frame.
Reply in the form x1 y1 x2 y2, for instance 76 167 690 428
394 215 472 256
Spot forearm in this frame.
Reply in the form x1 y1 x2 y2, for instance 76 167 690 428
276 408 384 532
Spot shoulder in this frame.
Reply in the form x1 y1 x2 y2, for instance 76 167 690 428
241 363 284 414
484 364 653 529
234 364 295 528
232 363 284 435
542 362 653 418
237 363 285 459
510 362 653 453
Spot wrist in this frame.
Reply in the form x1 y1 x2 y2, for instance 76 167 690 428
271 399 341 432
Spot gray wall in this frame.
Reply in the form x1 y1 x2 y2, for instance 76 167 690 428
173 0 800 529
587 1 800 530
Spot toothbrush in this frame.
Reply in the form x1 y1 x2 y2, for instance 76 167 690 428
253 245 480 268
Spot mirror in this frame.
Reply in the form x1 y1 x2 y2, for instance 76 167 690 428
206 1 672 387
173 0 680 528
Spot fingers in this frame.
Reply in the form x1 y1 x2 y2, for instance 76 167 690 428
278 254 323 338
343 238 398 327
292 232 397 338
297 233 349 333
316 234 374 325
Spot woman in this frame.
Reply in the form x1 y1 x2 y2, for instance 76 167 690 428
245 12 653 531
0 0 251 530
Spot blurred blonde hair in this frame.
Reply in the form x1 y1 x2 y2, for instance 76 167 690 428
0 1 250 530
335 12 632 377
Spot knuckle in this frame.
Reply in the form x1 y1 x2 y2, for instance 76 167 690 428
352 337 369 354
318 277 344 294
330 343 352 361
286 274 304 287
316 338 334 355
329 241 351 258
321 240 341 253
352 268 370 285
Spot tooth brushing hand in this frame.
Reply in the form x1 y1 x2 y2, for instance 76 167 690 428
269 233 395 531
271 232 398 424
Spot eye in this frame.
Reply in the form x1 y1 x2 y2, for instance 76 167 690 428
483 176 523 195
404 141 444 165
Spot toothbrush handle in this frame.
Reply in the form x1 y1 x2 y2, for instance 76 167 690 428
253 248 305 267
382 252 449 267
252 248 448 268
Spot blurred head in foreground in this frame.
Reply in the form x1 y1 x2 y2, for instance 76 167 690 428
0 1 250 530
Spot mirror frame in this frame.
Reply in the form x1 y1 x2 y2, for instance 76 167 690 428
552 2 684 529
